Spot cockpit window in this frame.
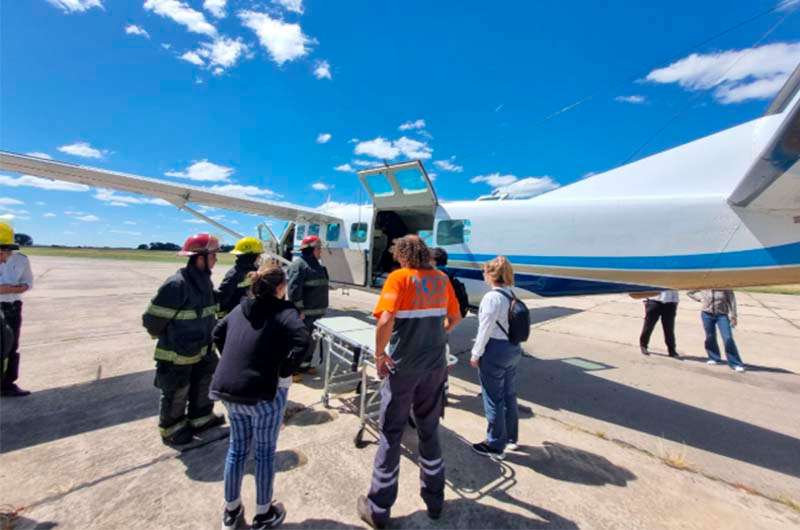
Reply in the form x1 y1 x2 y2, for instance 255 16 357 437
350 222 368 243
436 220 471 245
296 224 306 241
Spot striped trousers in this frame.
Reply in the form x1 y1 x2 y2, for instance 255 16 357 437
222 388 289 506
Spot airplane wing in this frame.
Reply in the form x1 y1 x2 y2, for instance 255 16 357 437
0 151 341 224
728 63 800 213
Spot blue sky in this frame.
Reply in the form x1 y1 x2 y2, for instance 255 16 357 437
1 0 799 247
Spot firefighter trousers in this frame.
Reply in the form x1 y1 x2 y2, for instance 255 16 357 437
366 366 447 524
154 350 218 439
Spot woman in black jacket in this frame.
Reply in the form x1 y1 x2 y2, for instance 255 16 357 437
210 264 310 530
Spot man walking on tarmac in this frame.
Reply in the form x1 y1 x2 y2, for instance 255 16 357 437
286 235 329 373
357 235 462 529
0 222 34 397
217 236 263 317
143 233 225 445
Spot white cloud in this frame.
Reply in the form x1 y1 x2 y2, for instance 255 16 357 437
471 173 559 198
354 136 433 160
110 229 143 236
471 173 518 187
316 133 332 144
165 160 234 182
46 0 103 13
778 0 800 12
124 221 137 225
35 201 46 206
26 152 53 160
197 37 249 71
203 0 227 18
125 24 150 38
645 42 800 104
0 214 15 221
399 119 426 131
212 67 224 76
355 137 399 159
75 214 100 222
181 51 206 66
311 182 331 191
334 163 354 172
58 141 105 159
205 184 280 199
314 60 332 80
144 0 217 37
184 218 208 224
394 137 432 159
352 159 378 167
0 174 89 192
615 95 646 104
273 0 304 14
43 213 57 218
239 11 315 65
162 43 173 50
433 157 463 173
94 189 170 207
0 198 24 206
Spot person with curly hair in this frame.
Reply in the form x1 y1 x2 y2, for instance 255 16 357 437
357 235 463 529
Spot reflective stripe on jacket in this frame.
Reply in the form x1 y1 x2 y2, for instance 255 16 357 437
142 266 217 365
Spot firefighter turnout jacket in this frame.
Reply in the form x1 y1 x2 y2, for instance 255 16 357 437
287 253 329 318
217 256 259 316
143 266 217 365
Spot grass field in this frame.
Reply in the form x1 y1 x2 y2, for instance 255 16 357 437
23 246 236 266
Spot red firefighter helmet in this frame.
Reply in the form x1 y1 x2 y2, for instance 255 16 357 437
179 233 221 256
300 235 322 250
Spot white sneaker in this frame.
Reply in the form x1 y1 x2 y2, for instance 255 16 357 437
734 366 746 373
706 360 720 365
505 442 519 451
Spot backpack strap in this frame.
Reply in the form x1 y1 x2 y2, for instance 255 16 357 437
493 288 514 339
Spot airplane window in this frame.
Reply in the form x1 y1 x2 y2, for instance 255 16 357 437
418 230 433 246
296 225 306 241
366 174 394 197
436 220 472 245
395 168 428 194
308 223 320 236
326 223 341 242
350 222 368 243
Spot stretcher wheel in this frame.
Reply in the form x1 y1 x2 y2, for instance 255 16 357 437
322 395 330 409
354 427 368 448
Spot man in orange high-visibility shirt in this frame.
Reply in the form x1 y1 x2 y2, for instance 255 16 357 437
357 235 462 529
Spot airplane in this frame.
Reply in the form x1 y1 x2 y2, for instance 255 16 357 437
1 64 799 304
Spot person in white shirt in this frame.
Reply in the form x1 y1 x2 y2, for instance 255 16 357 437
0 223 34 397
638 290 680 358
469 256 522 461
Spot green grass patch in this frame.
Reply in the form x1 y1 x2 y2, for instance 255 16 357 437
23 246 236 265
740 284 800 296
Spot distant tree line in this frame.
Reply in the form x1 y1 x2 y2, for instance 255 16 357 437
137 242 235 252
14 233 33 246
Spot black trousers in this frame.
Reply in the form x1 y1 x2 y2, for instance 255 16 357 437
154 350 218 438
0 301 23 389
639 301 678 354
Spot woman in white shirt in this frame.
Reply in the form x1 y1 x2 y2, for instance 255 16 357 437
469 256 522 461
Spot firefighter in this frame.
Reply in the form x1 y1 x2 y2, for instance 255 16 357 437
142 233 225 445
286 235 329 372
0 222 33 397
217 236 263 317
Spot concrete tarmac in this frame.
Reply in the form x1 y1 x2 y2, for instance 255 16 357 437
1 256 799 529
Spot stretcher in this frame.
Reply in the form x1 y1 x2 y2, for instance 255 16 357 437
313 316 457 448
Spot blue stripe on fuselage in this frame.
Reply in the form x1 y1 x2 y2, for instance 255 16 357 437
448 240 800 271
445 266 659 297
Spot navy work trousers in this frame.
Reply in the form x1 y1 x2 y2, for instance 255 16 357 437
366 365 447 525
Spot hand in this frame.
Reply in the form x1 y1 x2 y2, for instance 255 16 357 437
470 357 480 368
376 353 396 379
731 317 737 328
299 313 305 320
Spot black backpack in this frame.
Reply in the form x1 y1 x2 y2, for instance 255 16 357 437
495 289 530 345
446 272 470 318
